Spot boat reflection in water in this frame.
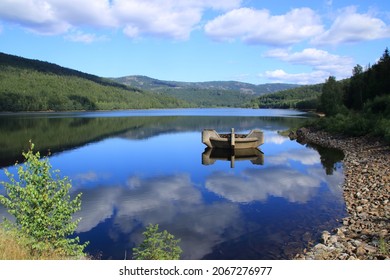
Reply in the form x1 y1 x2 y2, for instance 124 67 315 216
202 147 264 168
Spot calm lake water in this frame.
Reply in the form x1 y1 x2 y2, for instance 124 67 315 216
0 108 346 259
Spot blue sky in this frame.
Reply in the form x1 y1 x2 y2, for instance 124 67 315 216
0 0 389 84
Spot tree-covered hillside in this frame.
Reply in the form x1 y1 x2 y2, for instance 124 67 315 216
249 84 323 109
0 52 188 111
113 75 300 107
113 75 298 94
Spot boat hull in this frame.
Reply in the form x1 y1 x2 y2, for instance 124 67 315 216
202 129 264 149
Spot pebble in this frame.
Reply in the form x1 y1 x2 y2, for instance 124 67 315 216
293 128 390 260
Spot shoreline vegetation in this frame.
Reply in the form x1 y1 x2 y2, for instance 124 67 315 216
292 128 389 260
0 142 88 260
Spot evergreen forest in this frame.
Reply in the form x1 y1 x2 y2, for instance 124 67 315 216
249 84 322 109
0 52 188 111
316 48 390 141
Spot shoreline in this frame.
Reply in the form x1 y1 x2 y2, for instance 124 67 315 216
293 128 389 260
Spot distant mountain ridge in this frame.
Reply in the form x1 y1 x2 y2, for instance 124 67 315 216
112 75 299 95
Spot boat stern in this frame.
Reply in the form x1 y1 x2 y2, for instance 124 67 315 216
202 129 220 148
247 129 264 146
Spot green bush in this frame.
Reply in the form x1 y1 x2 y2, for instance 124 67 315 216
133 224 182 260
0 141 87 257
363 95 390 118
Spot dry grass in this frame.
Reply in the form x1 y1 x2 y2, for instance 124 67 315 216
0 226 85 260
0 227 31 260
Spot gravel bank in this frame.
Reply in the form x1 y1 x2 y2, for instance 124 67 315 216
293 128 390 260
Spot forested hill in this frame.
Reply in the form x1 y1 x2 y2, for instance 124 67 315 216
112 75 299 107
0 52 187 111
249 84 323 110
0 52 132 90
113 75 298 95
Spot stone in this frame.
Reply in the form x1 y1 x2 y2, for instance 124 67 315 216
364 244 377 254
314 243 328 251
321 231 331 245
379 229 388 238
288 131 297 140
329 236 338 245
356 246 366 257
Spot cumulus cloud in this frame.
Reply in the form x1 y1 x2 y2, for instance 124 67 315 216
263 69 329 85
263 48 355 83
0 0 241 40
0 0 71 34
265 48 352 68
313 6 390 45
204 7 324 46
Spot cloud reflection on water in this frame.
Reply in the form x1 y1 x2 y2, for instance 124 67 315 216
206 167 321 203
205 147 343 204
74 173 243 259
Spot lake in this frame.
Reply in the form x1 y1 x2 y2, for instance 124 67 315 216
0 108 346 259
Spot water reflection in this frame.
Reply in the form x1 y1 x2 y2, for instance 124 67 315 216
206 167 321 203
74 173 243 259
202 148 264 168
0 109 346 260
0 110 307 168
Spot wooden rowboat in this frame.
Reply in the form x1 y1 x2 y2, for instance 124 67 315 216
202 128 264 149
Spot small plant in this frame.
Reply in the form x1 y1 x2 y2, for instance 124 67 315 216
133 224 182 260
379 237 389 255
0 141 87 258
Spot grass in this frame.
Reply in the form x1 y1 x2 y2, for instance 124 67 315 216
0 225 86 260
379 237 389 256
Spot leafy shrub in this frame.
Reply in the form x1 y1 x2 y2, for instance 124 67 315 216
133 224 182 260
363 95 390 118
0 141 87 258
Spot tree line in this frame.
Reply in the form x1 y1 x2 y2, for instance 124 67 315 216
248 84 322 110
317 48 390 141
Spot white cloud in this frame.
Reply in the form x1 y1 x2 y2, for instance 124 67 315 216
264 48 354 82
64 30 108 43
313 6 390 45
0 0 241 40
204 7 324 46
263 69 328 85
0 0 71 35
0 0 112 35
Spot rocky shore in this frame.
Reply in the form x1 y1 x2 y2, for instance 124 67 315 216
292 128 389 260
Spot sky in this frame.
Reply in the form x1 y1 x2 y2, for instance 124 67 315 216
0 0 390 85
